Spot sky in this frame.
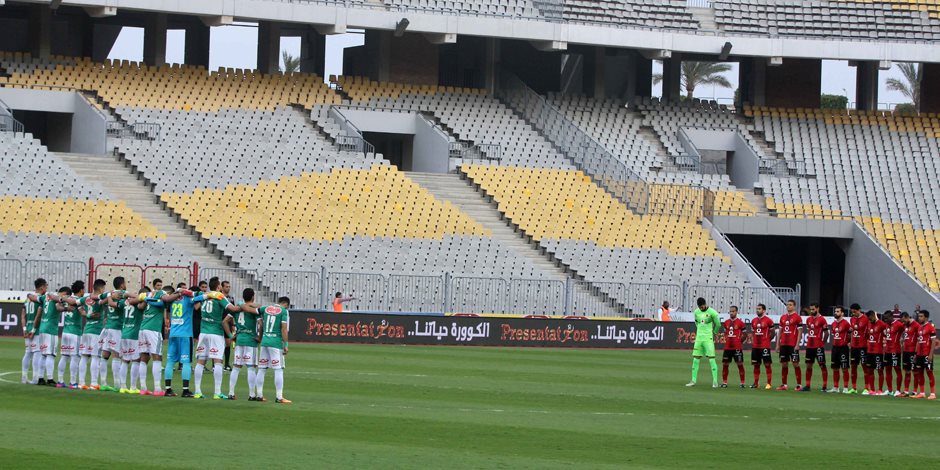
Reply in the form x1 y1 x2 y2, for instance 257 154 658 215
108 24 911 107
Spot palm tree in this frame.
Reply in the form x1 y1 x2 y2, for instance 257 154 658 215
653 61 733 99
280 51 300 73
885 63 922 111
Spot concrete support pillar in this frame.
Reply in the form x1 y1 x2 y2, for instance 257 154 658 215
483 38 498 94
805 239 822 305
920 63 940 113
143 13 168 67
630 51 653 100
29 5 52 59
738 57 766 106
661 54 682 102
592 47 606 100
300 27 326 76
765 58 821 108
257 21 281 74
184 23 211 68
854 61 879 111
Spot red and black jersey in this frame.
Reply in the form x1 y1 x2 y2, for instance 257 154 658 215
751 315 775 349
831 319 851 347
850 315 870 349
805 315 828 348
723 318 746 350
916 322 937 356
884 321 904 354
903 321 921 353
778 312 803 347
866 320 887 354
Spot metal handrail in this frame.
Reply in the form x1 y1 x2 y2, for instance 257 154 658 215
328 105 375 155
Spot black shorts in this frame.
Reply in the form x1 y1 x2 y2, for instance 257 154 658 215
723 349 744 363
903 352 917 371
751 347 772 364
831 345 850 369
779 345 800 363
850 347 867 365
915 355 934 371
864 351 883 370
884 352 901 368
804 347 826 365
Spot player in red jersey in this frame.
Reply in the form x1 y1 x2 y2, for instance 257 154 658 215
900 312 920 396
776 300 803 391
883 311 905 396
802 302 828 392
847 303 868 394
721 306 747 388
750 303 775 389
863 311 887 395
911 310 936 400
828 306 851 393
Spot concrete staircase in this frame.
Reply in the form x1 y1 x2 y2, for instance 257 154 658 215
407 171 622 316
54 152 229 272
689 7 718 31
739 188 769 214
637 126 679 172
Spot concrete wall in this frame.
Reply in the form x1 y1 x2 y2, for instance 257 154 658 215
765 59 822 108
729 134 759 190
712 216 940 311
389 33 439 85
412 116 450 173
703 219 786 314
0 88 106 154
340 109 417 134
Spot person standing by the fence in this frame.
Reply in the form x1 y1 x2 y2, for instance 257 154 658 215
333 292 356 312
686 297 720 388
658 301 671 322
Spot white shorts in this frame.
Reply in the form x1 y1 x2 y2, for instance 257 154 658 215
25 336 38 353
257 347 283 370
37 333 57 356
138 330 163 356
195 333 224 360
234 345 257 366
120 338 140 361
100 329 122 354
80 333 102 356
60 333 80 356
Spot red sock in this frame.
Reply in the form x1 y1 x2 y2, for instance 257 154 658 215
886 368 893 391
904 371 912 391
917 370 925 393
737 363 746 384
842 369 849 389
929 370 936 394
895 367 902 391
782 364 789 386
832 368 840 388
765 364 773 385
794 365 803 385
752 364 760 385
878 370 885 391
851 364 858 388
821 367 828 389
863 367 872 390
722 363 729 382
805 366 813 387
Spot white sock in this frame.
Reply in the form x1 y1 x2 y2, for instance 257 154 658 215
229 367 240 396
213 363 223 395
138 362 148 390
256 368 266 397
22 351 31 380
274 369 284 400
152 361 162 391
44 355 55 380
129 361 139 389
32 353 43 383
113 360 123 388
194 363 204 394
57 355 68 383
79 356 89 386
247 367 257 398
99 357 109 386
91 356 100 386
70 355 80 384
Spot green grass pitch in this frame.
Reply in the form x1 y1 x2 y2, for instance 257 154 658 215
1 338 938 468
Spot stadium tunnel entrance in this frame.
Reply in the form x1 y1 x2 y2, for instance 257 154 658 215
728 234 846 311
13 110 73 152
334 108 451 173
363 131 413 170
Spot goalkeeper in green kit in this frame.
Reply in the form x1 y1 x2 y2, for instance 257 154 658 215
686 297 721 388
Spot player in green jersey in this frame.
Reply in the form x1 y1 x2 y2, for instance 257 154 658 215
686 297 721 388
112 287 149 394
225 288 262 400
79 279 107 390
138 279 167 396
31 286 78 386
56 281 87 388
193 277 239 399
99 277 128 392
22 278 47 384
241 296 291 404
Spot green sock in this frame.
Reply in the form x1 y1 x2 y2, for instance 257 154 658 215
691 358 700 383
709 358 719 384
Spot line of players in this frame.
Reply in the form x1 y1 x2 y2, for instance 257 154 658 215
719 300 937 398
19 276 293 403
